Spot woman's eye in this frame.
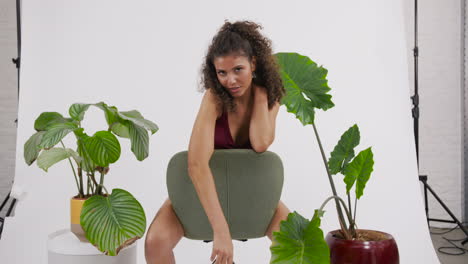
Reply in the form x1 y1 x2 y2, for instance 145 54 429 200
217 71 226 76
235 67 242 72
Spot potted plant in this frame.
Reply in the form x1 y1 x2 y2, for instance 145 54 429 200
269 53 399 264
23 102 158 256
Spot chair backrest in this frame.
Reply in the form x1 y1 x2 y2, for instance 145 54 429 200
166 149 284 241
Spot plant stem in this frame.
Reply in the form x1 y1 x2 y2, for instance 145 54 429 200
86 173 90 196
60 141 82 197
97 171 105 195
319 195 354 228
312 123 351 239
353 197 357 223
347 193 352 219
90 172 98 193
78 167 84 196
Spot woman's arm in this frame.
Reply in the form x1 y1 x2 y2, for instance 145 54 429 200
187 90 233 263
249 85 280 153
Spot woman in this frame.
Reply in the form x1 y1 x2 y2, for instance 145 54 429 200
145 20 290 264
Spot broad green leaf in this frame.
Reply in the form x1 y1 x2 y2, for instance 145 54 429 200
69 103 91 121
24 131 46 165
328 125 360 175
275 52 334 125
342 147 374 198
34 112 72 131
39 122 78 149
127 121 149 161
85 131 121 167
75 129 97 172
270 211 329 264
37 147 81 172
118 110 159 135
111 122 130 138
81 189 146 256
94 102 119 126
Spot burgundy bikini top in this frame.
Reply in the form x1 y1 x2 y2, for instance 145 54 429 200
214 111 252 149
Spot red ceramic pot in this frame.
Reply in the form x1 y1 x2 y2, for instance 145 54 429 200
326 229 399 264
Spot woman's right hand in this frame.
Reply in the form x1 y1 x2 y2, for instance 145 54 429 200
211 231 234 264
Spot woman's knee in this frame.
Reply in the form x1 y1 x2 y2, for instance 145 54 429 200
145 200 184 252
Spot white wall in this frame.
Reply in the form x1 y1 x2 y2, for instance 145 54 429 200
403 0 465 225
0 0 19 214
0 0 439 263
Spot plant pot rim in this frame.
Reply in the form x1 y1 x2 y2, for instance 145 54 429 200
327 229 395 244
71 194 109 200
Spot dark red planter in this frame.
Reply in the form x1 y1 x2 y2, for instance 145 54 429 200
326 229 399 264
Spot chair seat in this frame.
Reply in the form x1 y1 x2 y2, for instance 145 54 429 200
166 149 284 241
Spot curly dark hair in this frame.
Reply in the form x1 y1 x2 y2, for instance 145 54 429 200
200 20 285 111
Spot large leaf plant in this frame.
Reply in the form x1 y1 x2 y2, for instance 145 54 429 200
270 53 375 264
24 102 158 256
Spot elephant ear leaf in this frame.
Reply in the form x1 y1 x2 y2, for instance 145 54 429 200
328 124 360 175
274 52 334 126
80 189 146 256
270 211 329 264
342 147 374 198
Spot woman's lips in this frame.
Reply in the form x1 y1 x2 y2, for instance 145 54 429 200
229 86 241 93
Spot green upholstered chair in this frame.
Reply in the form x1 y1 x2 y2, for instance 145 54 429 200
166 149 284 241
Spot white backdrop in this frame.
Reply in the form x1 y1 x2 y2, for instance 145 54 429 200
0 0 440 263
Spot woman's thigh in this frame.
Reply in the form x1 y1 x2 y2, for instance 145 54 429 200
265 200 290 240
146 198 185 249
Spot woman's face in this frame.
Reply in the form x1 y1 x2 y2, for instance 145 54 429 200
213 54 256 98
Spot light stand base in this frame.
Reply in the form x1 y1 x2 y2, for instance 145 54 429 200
419 175 468 245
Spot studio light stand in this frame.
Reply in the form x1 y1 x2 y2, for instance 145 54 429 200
0 0 21 239
412 0 468 245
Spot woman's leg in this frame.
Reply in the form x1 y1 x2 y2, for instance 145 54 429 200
265 200 291 240
145 198 184 264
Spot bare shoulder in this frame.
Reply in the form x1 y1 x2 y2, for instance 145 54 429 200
202 89 223 118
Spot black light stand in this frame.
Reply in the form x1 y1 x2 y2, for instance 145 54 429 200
412 0 468 245
0 0 21 239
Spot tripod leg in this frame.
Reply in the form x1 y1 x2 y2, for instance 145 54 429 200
424 182 468 245
419 176 429 223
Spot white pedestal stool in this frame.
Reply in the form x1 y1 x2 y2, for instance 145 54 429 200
47 229 137 264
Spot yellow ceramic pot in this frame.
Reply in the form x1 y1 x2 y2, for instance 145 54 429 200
70 197 88 242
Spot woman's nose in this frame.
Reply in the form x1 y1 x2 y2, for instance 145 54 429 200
227 74 237 86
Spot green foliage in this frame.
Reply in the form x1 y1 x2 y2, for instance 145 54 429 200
75 129 96 172
328 125 360 175
39 122 79 149
85 131 121 167
24 101 157 176
270 211 330 264
274 52 334 125
23 102 157 255
273 51 377 260
34 112 72 131
343 147 374 198
24 131 46 165
81 189 146 256
37 148 81 172
328 125 375 197
69 103 91 121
